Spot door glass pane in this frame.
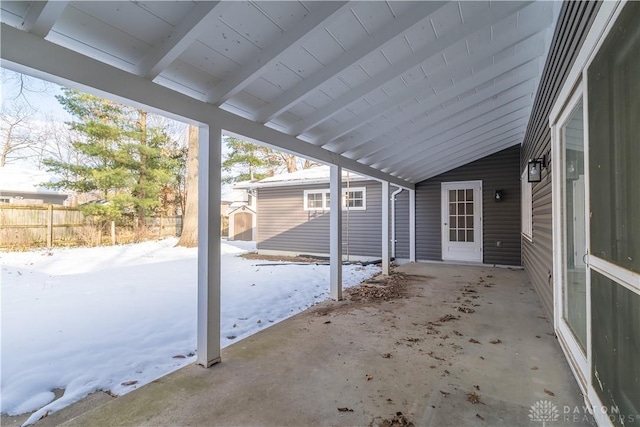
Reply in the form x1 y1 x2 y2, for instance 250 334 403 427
466 189 473 201
466 230 474 242
466 203 473 215
449 203 456 215
591 271 640 426
458 230 465 242
562 102 587 351
449 190 456 202
450 230 456 242
588 1 640 274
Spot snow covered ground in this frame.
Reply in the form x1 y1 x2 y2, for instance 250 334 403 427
1 238 380 425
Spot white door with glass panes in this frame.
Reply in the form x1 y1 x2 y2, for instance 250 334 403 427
441 181 482 262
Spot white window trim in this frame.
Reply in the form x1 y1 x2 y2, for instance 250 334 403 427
302 187 367 211
521 170 532 241
343 187 366 211
303 189 329 211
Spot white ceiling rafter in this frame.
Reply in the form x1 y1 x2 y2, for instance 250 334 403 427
350 89 534 162
22 1 68 38
315 45 543 145
387 122 527 176
0 0 560 184
252 1 447 124
0 23 412 189
207 2 350 105
340 73 537 158
136 2 231 80
288 0 533 137
399 134 524 181
362 97 532 165
371 113 530 171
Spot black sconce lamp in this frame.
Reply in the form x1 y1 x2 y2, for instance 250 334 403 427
495 190 504 202
527 155 547 183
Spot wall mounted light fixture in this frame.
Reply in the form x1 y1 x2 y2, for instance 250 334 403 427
528 155 547 183
495 190 504 202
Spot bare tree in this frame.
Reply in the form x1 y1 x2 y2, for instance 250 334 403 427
176 125 199 247
0 102 43 166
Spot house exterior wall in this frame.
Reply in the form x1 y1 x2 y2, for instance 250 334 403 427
256 180 382 259
415 145 521 266
520 1 600 317
0 191 67 205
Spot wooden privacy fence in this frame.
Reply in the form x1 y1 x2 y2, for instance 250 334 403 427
0 205 184 249
0 205 231 249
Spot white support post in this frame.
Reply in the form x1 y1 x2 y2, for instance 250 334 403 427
197 124 222 368
382 181 390 275
330 164 343 300
409 189 416 262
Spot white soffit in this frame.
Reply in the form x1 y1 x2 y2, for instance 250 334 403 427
0 1 559 184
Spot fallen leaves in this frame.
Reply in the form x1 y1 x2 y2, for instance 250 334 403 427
440 390 450 397
544 389 555 396
469 338 481 344
382 353 393 359
489 339 501 344
438 314 458 322
466 392 482 404
456 306 475 314
476 413 485 420
337 407 353 412
380 411 414 427
121 380 138 386
453 330 463 336
226 335 237 340
366 374 374 381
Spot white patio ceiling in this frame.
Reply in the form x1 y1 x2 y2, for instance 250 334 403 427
0 1 558 185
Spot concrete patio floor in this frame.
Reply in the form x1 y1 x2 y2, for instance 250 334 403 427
32 263 594 426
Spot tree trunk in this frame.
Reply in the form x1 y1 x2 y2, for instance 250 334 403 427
176 125 199 247
284 154 297 173
134 110 147 241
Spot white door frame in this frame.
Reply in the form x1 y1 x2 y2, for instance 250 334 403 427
549 3 632 425
551 85 588 389
441 180 482 263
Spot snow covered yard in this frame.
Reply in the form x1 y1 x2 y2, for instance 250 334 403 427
1 238 380 425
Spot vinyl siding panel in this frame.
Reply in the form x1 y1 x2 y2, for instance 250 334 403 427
394 189 410 259
416 145 521 266
256 180 382 258
520 1 600 318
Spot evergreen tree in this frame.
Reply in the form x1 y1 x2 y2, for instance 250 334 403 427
44 89 178 230
221 136 281 183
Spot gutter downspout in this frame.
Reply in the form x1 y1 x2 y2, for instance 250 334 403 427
391 186 403 259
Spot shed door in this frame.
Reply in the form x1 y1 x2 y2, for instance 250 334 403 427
233 212 253 241
441 181 482 262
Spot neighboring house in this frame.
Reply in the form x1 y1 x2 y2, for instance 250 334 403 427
0 166 68 205
237 166 409 261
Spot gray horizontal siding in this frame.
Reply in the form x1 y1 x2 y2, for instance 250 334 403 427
257 180 382 258
416 145 521 266
520 1 600 317
394 189 410 259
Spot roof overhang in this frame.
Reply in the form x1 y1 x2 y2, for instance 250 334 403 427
0 1 559 185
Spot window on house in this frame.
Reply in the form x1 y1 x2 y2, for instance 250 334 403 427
303 187 367 211
0 197 10 204
521 170 532 240
344 188 366 210
304 190 327 210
